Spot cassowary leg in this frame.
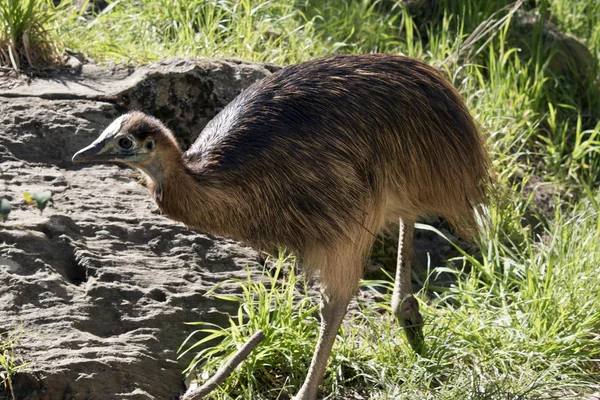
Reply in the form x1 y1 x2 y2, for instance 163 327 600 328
295 236 371 400
294 291 351 400
391 218 425 353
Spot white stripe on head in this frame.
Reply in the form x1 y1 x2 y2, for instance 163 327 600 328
94 115 128 145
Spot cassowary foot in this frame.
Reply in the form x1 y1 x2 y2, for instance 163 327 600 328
398 295 425 354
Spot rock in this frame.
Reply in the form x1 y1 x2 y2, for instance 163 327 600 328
66 56 83 74
0 58 276 399
509 9 595 85
0 58 280 160
398 0 434 17
0 97 120 166
115 58 281 147
509 172 567 235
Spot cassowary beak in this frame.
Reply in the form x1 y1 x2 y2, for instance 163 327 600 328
72 115 132 164
72 140 109 163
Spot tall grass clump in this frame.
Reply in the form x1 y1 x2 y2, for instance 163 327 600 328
0 0 62 71
179 257 320 399
0 330 28 400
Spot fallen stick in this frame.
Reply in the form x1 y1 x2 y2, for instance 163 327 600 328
182 330 266 400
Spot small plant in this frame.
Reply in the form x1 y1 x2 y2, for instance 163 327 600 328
0 331 28 400
0 198 10 221
23 191 52 215
0 0 61 71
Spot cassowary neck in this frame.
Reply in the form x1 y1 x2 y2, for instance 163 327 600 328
138 149 229 236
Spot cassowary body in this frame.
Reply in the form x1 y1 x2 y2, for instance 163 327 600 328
73 54 490 400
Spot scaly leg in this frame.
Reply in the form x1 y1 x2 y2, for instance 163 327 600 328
391 218 425 353
295 205 382 399
294 292 350 400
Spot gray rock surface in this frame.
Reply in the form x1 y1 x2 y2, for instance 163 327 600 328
0 58 280 163
0 58 277 399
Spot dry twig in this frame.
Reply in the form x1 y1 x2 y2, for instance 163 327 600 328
181 330 265 400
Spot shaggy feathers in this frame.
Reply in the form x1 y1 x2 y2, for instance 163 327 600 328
164 54 489 255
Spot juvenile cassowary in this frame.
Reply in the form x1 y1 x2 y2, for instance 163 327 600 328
73 54 490 400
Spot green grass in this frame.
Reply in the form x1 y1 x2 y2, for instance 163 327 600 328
180 197 600 399
0 330 28 400
4 0 599 398
179 256 320 399
0 0 62 70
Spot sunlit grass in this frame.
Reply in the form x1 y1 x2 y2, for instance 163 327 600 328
0 330 28 400
0 0 62 70
179 256 320 399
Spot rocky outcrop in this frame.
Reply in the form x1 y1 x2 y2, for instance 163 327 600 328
0 58 276 399
0 58 280 164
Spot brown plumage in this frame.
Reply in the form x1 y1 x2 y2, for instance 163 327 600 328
73 53 490 400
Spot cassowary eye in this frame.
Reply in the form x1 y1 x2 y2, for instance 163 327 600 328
118 137 134 150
